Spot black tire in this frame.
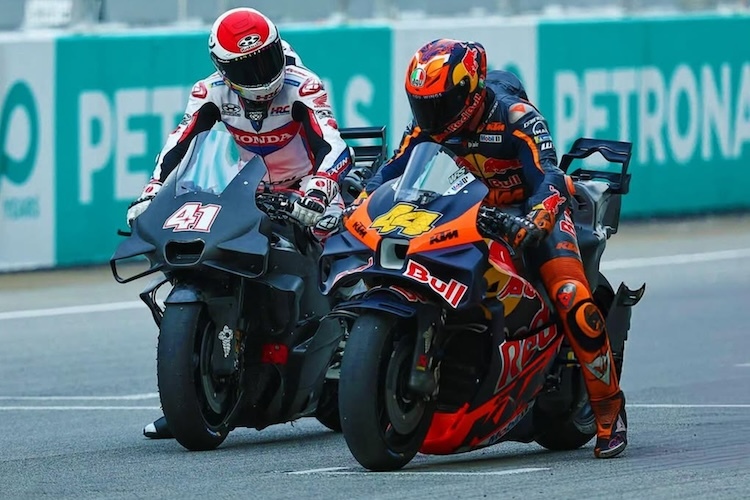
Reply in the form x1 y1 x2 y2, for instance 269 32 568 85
533 370 596 451
315 379 342 432
157 303 238 451
533 279 615 452
339 312 434 471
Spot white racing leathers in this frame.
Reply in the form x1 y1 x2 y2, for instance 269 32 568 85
149 55 352 239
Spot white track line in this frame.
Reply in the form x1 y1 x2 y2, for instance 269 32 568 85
288 467 350 475
600 248 750 270
288 467 550 476
1 247 749 321
629 404 750 409
0 393 158 401
735 363 750 368
0 406 160 411
0 301 141 321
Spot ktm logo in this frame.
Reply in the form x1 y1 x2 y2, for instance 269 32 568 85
429 229 458 245
352 221 368 237
484 122 505 132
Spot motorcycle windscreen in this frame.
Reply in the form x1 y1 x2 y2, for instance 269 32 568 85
172 124 251 196
393 142 479 206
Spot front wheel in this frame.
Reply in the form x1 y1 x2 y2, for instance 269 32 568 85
157 303 240 451
339 312 435 471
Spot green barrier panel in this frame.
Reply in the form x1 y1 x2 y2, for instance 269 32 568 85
538 15 750 217
54 26 391 266
0 39 56 271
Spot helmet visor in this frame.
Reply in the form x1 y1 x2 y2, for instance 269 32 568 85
212 38 284 88
408 81 470 135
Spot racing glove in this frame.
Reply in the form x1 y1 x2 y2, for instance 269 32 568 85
126 180 162 226
291 175 339 226
477 206 551 250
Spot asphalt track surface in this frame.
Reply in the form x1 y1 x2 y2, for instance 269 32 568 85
1 215 749 499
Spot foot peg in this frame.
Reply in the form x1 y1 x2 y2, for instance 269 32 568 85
606 282 646 354
616 282 646 307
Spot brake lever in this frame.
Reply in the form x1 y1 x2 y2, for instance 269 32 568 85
257 192 302 224
477 206 504 236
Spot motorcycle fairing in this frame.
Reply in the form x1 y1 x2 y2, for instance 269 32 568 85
322 176 490 309
420 242 561 455
112 155 274 281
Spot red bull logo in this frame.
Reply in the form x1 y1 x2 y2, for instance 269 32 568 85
540 185 567 215
497 277 537 302
560 211 576 238
482 158 522 174
495 325 558 393
462 48 478 77
403 260 468 308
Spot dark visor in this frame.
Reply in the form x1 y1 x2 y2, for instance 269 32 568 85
408 81 470 134
211 38 284 88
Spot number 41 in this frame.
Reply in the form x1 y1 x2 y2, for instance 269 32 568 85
163 202 222 232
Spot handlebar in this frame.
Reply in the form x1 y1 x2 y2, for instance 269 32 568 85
256 190 301 223
476 205 542 256
476 205 514 242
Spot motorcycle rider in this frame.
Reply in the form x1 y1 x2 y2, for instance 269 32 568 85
128 7 352 439
362 39 628 459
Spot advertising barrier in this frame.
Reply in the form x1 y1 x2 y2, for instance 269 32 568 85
0 15 748 269
0 36 56 271
537 16 750 217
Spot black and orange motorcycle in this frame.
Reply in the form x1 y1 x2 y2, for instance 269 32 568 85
319 139 645 471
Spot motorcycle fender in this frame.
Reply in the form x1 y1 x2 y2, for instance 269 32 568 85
606 281 646 353
164 283 205 304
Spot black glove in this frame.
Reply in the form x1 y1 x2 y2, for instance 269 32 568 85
477 206 548 250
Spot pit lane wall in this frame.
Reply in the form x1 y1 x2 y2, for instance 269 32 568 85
0 15 748 270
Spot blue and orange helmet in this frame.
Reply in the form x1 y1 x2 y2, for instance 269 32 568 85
405 39 487 140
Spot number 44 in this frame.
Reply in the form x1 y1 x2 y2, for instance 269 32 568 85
163 202 222 232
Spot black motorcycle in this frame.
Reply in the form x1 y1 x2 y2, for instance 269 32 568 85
111 124 385 451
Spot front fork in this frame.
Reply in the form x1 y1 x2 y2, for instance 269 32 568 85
408 305 445 397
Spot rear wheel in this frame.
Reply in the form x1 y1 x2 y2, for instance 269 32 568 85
339 312 434 471
157 303 240 451
534 278 615 451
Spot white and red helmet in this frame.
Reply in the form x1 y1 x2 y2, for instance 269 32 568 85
208 8 285 103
